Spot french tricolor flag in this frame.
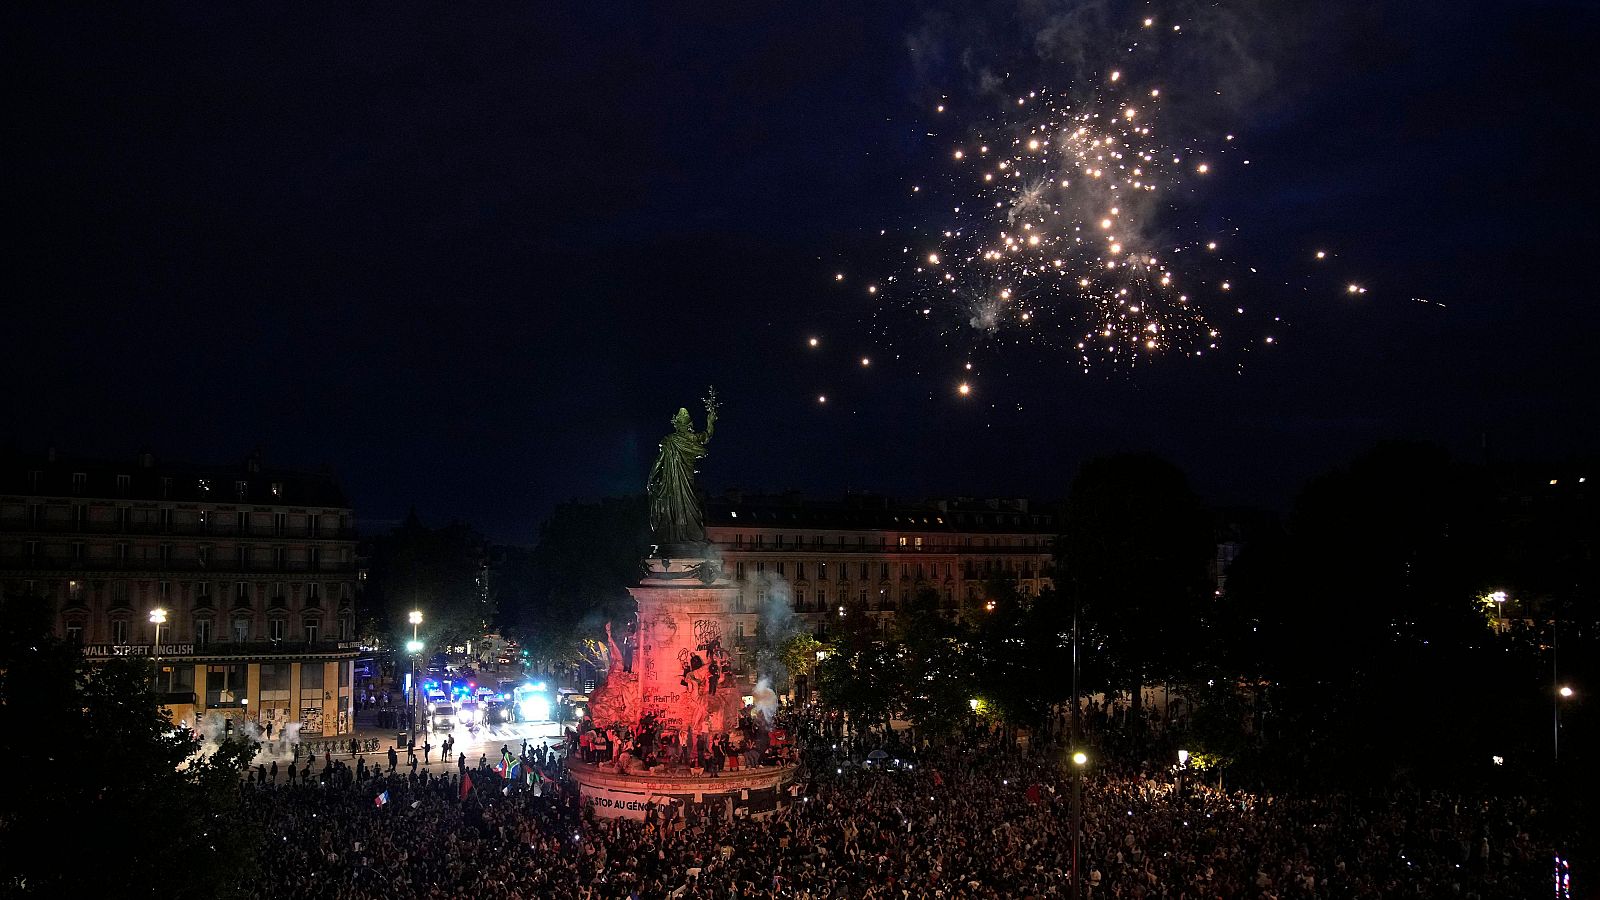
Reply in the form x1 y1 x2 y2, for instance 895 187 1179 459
374 791 389 808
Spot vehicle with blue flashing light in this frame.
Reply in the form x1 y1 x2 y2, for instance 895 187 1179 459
512 682 552 722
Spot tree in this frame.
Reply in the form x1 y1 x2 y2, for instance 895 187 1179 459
365 512 493 651
893 588 975 736
1062 453 1213 717
815 598 898 729
499 496 652 674
0 594 258 899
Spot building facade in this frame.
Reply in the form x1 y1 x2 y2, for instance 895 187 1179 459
0 449 360 736
704 493 1058 667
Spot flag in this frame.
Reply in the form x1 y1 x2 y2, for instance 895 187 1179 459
374 791 389 808
460 772 473 800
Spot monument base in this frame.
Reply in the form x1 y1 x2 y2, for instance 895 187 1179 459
570 761 797 820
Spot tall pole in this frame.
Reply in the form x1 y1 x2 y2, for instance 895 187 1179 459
1070 590 1082 900
1552 619 1559 763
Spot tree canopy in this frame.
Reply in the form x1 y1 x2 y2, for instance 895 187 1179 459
0 594 257 899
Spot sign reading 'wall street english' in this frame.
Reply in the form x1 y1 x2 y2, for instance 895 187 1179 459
82 643 196 658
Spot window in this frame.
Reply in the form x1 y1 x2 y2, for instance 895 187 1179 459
65 622 83 643
116 474 130 495
197 509 208 530
117 542 129 564
117 507 130 531
755 561 765 574
28 470 41 492
307 515 320 538
736 621 745 639
795 590 806 610
270 482 283 498
235 481 249 500
259 663 289 692
26 504 43 528
914 536 924 548
271 582 286 604
898 537 908 547
859 589 868 605
304 619 319 643
775 561 785 577
196 581 213 605
72 472 86 494
879 562 889 579
816 589 827 607
300 664 323 691
307 582 322 605
858 537 866 548
272 547 285 569
159 508 172 531
338 617 352 641
159 543 172 566
795 562 805 580
236 545 248 568
269 619 286 641
195 619 211 646
235 581 251 605
161 477 172 499
198 544 211 568
71 541 84 562
111 619 129 644
159 580 171 602
235 511 247 533
273 513 286 535
859 562 869 579
206 664 247 706
735 562 745 579
232 619 250 643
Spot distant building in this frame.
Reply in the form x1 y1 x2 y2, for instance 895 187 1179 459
0 448 360 737
704 492 1058 669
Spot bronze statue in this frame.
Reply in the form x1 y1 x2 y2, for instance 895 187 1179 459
647 388 718 548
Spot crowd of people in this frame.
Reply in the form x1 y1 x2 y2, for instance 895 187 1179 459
572 706 794 775
233 711 1567 899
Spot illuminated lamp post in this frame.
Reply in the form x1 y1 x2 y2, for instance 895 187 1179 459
149 607 168 651
408 610 424 735
1556 685 1575 762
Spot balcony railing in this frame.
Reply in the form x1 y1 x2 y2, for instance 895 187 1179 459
0 518 357 540
0 557 355 575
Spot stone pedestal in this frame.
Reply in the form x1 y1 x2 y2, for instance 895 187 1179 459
574 553 798 819
628 555 742 739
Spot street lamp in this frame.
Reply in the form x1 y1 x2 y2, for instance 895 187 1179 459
148 607 168 647
1176 748 1191 800
407 610 424 737
1560 685 1574 698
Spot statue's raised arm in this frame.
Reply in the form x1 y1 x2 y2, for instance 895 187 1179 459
702 387 718 444
647 388 719 550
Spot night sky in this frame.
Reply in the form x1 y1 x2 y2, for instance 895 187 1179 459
7 2 1598 540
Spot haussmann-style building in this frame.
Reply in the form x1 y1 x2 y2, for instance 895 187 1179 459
704 492 1058 669
0 448 360 737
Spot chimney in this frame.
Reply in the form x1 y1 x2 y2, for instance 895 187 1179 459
246 448 263 474
138 448 156 468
